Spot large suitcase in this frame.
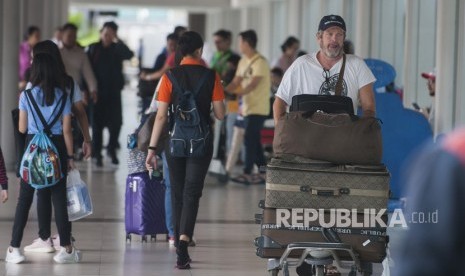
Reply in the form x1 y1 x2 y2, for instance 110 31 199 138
265 155 390 211
125 172 167 241
255 207 388 263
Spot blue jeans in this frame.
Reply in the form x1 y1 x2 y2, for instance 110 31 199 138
226 113 237 154
243 115 267 174
162 152 174 237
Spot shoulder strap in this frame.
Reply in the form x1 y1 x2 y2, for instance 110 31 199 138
48 93 67 131
335 54 346 96
242 55 263 78
25 89 67 133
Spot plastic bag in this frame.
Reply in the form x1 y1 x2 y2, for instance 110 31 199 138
67 170 93 221
20 132 63 189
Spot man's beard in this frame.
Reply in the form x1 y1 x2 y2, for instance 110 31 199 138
321 43 342 58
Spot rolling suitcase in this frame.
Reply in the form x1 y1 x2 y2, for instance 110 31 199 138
125 171 167 242
265 154 390 211
255 207 388 263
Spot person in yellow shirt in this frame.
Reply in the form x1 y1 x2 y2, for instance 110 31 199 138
225 30 270 184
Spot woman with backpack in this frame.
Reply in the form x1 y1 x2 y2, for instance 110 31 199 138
6 53 80 264
145 31 225 269
21 40 90 255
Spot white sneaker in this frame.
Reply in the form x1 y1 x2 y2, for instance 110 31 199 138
53 247 82 264
52 234 76 250
24 238 55 253
168 237 175 247
5 247 26 264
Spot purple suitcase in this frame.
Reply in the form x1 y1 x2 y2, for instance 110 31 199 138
125 172 167 242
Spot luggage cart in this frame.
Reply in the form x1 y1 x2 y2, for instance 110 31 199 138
266 242 373 276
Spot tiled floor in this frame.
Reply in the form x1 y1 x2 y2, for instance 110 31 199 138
0 85 396 275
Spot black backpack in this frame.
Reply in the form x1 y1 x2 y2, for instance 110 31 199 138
166 69 211 157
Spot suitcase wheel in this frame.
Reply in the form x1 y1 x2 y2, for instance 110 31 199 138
141 235 148 243
126 234 132 243
151 235 157 242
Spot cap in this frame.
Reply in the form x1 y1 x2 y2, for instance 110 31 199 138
318 15 346 32
421 68 436 80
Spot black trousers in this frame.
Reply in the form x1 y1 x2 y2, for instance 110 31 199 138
11 135 72 247
165 134 213 244
36 188 72 242
91 93 123 158
243 115 267 174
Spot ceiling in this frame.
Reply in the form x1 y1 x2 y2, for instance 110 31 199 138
70 0 232 11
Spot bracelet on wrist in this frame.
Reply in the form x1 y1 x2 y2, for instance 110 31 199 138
148 146 157 151
67 155 75 160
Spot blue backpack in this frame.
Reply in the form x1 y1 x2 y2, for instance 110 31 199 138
20 89 67 189
166 70 212 157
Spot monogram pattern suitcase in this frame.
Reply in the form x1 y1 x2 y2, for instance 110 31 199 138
255 208 388 263
265 155 390 211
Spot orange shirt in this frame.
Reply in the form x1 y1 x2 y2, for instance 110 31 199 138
157 57 225 103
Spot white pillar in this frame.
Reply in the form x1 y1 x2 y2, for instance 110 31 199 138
402 0 419 108
454 0 465 126
260 1 272 60
287 0 301 37
354 0 372 58
434 0 459 135
1 0 21 169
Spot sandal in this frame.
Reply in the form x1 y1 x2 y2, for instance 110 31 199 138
250 174 265 184
231 174 252 185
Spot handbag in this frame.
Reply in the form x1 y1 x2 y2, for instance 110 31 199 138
136 112 168 154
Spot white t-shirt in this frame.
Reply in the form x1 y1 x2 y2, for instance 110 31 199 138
26 79 82 104
276 52 376 112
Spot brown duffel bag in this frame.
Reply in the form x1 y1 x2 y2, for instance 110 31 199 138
255 207 388 263
273 111 383 165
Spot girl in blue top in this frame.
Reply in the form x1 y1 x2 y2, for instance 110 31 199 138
6 53 81 264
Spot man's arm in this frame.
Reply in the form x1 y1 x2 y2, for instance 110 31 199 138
116 40 134 60
72 101 92 159
224 76 243 93
233 76 262 96
273 97 287 123
81 53 98 103
359 83 376 117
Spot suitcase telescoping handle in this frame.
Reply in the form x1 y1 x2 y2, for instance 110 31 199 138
300 185 350 197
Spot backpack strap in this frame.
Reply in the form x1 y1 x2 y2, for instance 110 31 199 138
334 54 346 96
25 89 67 134
166 69 211 99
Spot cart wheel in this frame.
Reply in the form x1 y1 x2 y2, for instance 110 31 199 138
141 235 147 243
269 269 279 276
151 235 156 242
314 265 325 276
282 262 290 276
126 234 131 243
348 266 357 276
